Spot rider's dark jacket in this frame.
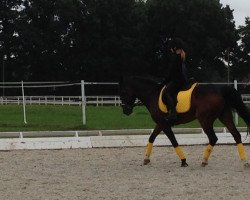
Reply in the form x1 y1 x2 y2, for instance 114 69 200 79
166 53 188 84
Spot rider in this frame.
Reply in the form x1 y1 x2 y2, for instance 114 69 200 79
163 38 189 123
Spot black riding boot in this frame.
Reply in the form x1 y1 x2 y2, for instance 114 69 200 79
163 94 178 123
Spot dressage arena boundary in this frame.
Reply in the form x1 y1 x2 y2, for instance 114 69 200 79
0 128 249 150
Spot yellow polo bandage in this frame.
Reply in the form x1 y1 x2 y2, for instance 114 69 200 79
237 143 247 161
203 144 213 161
145 142 153 158
175 146 186 160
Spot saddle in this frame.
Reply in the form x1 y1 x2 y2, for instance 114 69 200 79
159 83 198 113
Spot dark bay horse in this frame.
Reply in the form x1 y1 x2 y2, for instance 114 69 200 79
119 76 250 167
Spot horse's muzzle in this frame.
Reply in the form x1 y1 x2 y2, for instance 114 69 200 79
122 106 133 116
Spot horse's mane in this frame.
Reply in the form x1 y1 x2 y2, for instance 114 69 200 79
127 75 165 87
120 75 165 98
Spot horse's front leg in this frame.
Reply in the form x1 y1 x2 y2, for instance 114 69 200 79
163 126 188 167
199 120 218 167
144 124 162 165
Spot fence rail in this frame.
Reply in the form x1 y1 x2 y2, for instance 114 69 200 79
242 94 250 103
0 94 250 106
0 96 121 106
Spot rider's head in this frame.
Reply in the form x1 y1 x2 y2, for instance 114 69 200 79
168 38 186 61
169 38 185 52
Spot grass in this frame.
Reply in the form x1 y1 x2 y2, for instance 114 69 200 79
0 105 83 132
0 105 248 132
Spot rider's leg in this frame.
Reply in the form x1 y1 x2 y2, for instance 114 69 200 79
164 94 177 122
162 82 179 122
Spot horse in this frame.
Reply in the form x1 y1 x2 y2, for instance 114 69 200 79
119 76 250 167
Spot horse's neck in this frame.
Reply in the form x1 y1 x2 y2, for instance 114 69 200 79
135 90 150 107
129 80 158 107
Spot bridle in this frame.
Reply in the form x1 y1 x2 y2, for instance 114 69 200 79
121 102 134 110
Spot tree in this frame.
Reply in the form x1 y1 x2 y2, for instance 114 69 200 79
233 17 250 81
75 0 149 81
145 0 238 81
0 0 23 83
0 0 246 83
17 0 84 81
17 0 149 82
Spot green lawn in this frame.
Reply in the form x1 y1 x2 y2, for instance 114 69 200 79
0 105 247 132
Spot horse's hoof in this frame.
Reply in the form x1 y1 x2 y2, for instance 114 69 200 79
201 162 208 167
181 162 188 167
143 158 150 165
181 159 188 167
243 162 250 168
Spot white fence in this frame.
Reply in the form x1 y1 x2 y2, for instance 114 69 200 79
0 95 121 106
0 94 250 106
242 94 250 103
0 80 249 125
0 128 249 150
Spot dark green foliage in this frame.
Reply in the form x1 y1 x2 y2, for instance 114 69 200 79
0 0 249 83
233 17 250 81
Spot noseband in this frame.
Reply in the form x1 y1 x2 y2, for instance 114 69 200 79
121 103 134 110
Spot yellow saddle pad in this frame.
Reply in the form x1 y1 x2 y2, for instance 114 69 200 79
159 83 197 113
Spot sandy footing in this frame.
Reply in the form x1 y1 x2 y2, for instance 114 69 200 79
0 145 249 200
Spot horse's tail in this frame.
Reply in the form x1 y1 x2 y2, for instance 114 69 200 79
222 86 250 133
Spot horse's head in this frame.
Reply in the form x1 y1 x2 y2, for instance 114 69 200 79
119 77 136 116
119 75 161 115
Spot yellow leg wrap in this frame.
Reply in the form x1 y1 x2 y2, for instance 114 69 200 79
203 144 213 161
237 143 247 161
175 146 186 160
145 142 153 159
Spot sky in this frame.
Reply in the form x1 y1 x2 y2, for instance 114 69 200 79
220 0 250 27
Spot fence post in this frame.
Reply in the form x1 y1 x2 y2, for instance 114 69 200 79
81 80 86 125
234 80 239 125
21 81 27 124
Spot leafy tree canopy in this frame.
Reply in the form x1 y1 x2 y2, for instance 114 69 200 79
0 0 249 83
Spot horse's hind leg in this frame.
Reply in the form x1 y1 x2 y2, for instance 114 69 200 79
144 124 162 165
219 108 249 167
